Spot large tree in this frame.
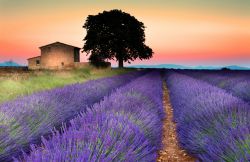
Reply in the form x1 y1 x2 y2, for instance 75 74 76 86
83 9 153 68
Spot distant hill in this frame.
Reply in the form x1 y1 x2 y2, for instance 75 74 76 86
129 64 190 69
0 61 21 67
128 64 250 70
223 65 250 70
194 65 250 70
194 66 221 70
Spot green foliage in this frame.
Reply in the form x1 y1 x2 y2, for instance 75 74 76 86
83 9 153 68
0 68 133 103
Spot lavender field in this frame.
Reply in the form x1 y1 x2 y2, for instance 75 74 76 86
181 70 250 103
0 71 145 161
166 70 250 161
15 71 164 161
0 69 250 161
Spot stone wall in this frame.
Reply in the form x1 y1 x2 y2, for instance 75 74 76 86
28 56 41 70
74 62 90 68
40 44 77 69
27 42 111 70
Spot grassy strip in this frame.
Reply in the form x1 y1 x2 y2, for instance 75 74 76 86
0 67 134 103
15 71 164 161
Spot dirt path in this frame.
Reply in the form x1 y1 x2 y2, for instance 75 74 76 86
157 83 196 162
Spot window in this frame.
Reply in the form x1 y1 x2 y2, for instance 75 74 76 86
36 60 40 65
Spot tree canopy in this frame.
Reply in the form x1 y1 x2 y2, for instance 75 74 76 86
83 9 153 68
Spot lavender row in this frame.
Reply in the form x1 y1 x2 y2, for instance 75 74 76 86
182 70 250 103
15 71 164 162
165 72 250 161
0 70 145 161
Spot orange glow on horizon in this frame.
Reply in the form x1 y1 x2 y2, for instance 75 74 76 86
0 2 250 66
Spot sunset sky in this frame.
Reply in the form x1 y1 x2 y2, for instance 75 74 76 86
0 0 250 67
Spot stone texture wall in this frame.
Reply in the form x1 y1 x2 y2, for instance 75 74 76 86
28 56 41 70
74 62 90 68
75 62 111 69
40 44 77 69
27 42 111 70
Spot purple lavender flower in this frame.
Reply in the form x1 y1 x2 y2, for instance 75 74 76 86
183 70 250 103
166 71 250 161
0 71 144 161
15 71 164 162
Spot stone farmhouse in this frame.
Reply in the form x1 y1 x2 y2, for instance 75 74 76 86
28 42 90 70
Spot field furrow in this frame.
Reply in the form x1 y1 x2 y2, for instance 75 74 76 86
0 71 145 161
15 71 164 162
157 82 195 162
182 70 250 103
165 71 250 161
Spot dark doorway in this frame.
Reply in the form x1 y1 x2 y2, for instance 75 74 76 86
74 48 80 62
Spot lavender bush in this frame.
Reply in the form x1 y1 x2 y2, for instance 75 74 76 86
15 71 164 162
165 72 250 161
182 70 250 103
0 71 144 161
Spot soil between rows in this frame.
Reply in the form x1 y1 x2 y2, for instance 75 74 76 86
157 83 196 162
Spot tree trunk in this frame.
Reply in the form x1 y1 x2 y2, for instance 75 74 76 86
118 59 124 68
